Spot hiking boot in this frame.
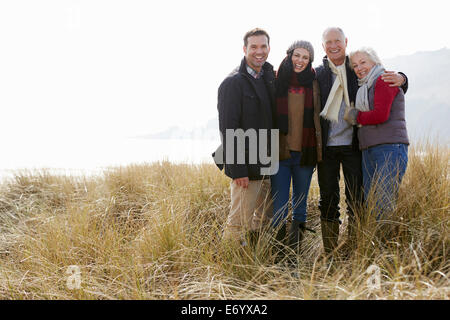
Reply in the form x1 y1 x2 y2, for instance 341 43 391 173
320 219 340 256
288 220 306 254
272 223 287 263
337 217 358 257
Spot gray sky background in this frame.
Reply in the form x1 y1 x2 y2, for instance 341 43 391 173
1 0 448 143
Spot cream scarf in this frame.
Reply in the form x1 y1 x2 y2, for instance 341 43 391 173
320 58 350 122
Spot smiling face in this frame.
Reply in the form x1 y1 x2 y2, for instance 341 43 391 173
350 52 376 79
291 48 310 73
243 34 270 73
322 29 347 66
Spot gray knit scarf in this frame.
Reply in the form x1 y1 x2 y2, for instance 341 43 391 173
355 64 385 111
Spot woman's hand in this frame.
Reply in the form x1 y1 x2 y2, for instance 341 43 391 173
344 106 359 126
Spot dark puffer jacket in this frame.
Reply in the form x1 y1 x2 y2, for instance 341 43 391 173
215 58 276 180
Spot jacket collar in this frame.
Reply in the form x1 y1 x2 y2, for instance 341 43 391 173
322 55 351 70
239 57 274 80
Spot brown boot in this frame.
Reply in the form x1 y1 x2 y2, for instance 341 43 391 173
320 219 340 256
337 217 358 258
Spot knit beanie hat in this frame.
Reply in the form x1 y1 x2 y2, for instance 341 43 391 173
286 40 314 63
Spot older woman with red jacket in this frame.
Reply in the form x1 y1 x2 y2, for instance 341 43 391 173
344 47 409 220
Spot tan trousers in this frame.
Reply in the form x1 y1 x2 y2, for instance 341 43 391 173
222 178 273 241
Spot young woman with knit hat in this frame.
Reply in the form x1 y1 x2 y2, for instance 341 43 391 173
271 40 322 254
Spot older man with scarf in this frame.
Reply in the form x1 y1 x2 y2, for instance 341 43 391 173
315 27 408 258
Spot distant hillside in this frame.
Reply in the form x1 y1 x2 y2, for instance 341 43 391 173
384 48 450 142
141 48 450 144
134 118 219 141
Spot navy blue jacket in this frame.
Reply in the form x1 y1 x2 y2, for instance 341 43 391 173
215 58 276 180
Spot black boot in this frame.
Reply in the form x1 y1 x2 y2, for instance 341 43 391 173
273 223 287 263
275 223 287 242
288 220 306 254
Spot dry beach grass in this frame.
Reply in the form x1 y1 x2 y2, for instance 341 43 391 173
0 142 448 299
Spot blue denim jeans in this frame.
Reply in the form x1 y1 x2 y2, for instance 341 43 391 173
270 151 315 227
362 143 408 219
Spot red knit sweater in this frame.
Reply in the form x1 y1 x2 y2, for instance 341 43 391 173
357 77 400 125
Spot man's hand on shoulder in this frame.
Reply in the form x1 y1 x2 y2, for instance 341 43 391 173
381 71 406 87
233 177 249 189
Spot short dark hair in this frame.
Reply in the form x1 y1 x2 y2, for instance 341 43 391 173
243 28 270 47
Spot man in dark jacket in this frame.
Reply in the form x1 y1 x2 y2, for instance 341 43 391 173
215 28 277 244
316 27 408 256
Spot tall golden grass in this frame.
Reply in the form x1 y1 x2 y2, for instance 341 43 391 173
0 142 448 299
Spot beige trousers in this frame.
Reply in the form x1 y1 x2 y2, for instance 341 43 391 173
222 178 273 241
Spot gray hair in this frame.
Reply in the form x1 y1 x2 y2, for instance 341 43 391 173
322 27 346 43
287 40 314 62
349 47 384 68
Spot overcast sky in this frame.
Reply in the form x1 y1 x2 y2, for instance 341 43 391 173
0 0 449 143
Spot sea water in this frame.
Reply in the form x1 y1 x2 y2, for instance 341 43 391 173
0 137 220 180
